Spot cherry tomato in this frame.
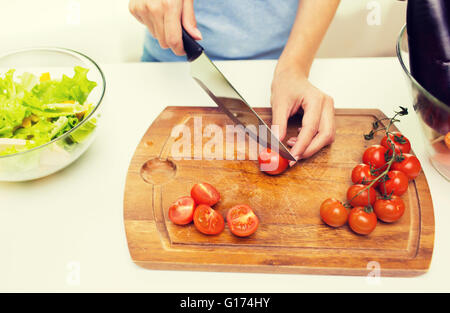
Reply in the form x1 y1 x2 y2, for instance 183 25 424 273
391 154 421 180
191 183 221 206
347 184 377 207
362 145 388 171
351 163 380 186
168 196 196 225
193 204 225 235
445 132 450 149
258 148 289 175
381 132 411 154
227 204 259 237
348 207 377 235
320 198 348 227
378 170 409 196
373 196 405 223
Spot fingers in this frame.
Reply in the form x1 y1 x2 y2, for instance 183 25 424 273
129 0 145 24
164 0 184 55
129 0 195 55
301 96 336 159
289 95 323 163
286 137 297 147
271 99 290 141
182 0 202 40
153 4 168 49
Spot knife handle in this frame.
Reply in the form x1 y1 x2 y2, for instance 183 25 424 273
182 27 204 62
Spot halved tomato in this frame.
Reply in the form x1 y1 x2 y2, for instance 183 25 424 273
227 204 260 237
191 183 221 206
193 204 225 235
168 196 196 225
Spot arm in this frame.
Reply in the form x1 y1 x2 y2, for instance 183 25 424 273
271 0 340 164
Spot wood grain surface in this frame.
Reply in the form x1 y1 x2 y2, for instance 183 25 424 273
124 107 435 277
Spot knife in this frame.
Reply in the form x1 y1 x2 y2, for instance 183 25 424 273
181 28 297 162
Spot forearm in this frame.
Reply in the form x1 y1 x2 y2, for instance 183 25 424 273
277 0 340 77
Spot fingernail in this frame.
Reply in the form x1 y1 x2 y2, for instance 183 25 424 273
194 28 203 40
289 156 300 167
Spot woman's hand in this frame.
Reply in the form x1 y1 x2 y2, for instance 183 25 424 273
129 0 202 56
271 67 336 166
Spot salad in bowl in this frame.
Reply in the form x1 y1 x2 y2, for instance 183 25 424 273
0 48 105 182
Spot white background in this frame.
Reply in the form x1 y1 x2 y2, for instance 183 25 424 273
0 0 407 62
1 0 449 293
0 59 449 292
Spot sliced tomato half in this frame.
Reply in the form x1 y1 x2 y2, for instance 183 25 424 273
227 204 260 237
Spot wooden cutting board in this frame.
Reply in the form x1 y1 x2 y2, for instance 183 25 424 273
124 107 435 277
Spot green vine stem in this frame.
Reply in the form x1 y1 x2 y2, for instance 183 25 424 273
344 106 409 212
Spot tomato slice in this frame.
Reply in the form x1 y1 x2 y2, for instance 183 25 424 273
227 204 259 237
191 183 221 206
168 196 196 225
193 204 224 235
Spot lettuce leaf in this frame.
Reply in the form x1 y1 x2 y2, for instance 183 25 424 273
0 66 97 156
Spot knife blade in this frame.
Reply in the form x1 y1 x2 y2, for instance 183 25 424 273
182 28 296 162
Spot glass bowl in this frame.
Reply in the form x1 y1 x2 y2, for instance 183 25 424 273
397 25 450 181
0 47 106 182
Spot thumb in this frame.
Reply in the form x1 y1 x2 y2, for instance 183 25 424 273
271 104 289 141
182 0 202 40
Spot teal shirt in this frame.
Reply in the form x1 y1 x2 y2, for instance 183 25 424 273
142 0 299 61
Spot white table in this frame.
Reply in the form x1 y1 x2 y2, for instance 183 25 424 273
1 58 449 292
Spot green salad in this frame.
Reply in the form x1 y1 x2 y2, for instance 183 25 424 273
0 66 97 156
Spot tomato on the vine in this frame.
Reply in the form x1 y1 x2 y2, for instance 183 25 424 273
392 154 421 180
348 207 377 235
320 198 348 227
191 183 221 206
227 204 259 237
351 163 380 186
362 145 388 171
378 170 409 196
381 132 411 154
258 148 289 175
168 196 196 225
373 196 405 223
347 184 377 207
193 204 225 235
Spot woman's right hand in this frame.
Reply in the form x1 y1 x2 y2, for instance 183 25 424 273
129 0 202 56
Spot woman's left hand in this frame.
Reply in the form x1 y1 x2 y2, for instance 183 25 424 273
271 66 336 166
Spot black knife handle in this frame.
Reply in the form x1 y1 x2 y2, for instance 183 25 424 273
182 27 204 62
